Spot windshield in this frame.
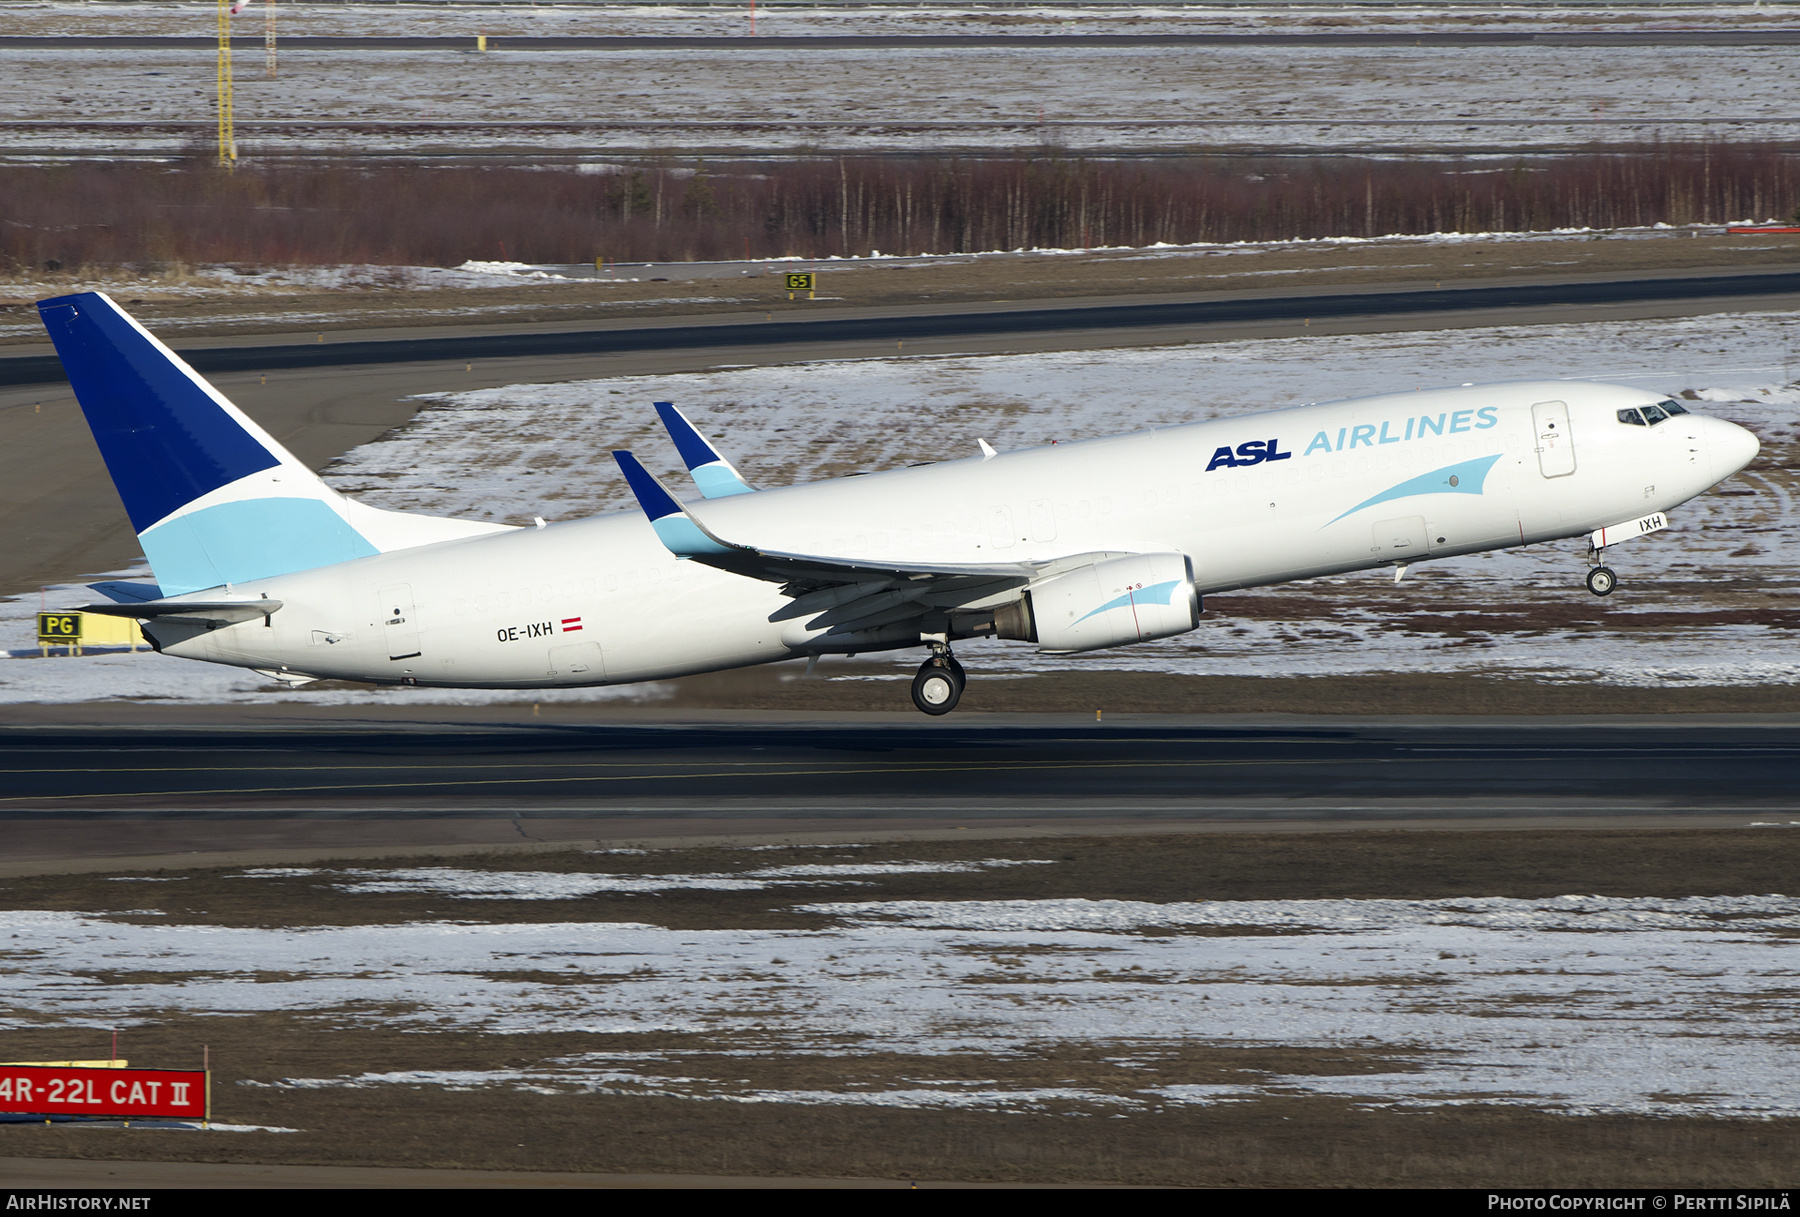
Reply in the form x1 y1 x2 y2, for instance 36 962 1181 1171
1617 400 1690 427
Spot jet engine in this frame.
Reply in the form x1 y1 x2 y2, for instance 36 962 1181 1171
994 552 1200 653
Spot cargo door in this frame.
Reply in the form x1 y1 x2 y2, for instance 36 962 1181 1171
1532 400 1576 478
379 583 421 661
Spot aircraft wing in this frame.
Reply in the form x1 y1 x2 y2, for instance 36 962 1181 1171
611 451 1116 634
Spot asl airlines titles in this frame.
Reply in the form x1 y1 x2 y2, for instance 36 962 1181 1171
1207 406 1503 471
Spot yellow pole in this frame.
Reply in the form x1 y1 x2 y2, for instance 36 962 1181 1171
216 0 236 168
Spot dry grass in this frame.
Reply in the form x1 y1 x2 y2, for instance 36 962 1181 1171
5 146 1797 272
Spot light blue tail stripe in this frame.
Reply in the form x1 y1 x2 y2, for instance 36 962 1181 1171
141 498 379 595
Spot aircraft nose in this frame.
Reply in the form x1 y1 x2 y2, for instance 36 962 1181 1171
1709 417 1760 479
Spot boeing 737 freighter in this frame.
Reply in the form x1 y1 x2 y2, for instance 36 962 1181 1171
38 291 1760 714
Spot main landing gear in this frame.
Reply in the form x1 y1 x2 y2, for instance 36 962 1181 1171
911 641 966 716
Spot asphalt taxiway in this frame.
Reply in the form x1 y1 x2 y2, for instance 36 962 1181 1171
8 269 1800 388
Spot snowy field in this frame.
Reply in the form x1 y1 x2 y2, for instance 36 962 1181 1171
10 867 1800 1118
8 3 1798 40
3 304 1795 704
7 40 1798 159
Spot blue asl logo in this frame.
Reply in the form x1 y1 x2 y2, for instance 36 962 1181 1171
1206 438 1293 472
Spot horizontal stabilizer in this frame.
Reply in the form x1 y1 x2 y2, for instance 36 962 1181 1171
80 599 282 628
86 580 165 604
654 402 755 498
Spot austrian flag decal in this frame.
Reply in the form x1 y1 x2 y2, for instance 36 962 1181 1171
561 617 583 633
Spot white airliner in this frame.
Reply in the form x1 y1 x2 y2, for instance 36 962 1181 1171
39 291 1759 714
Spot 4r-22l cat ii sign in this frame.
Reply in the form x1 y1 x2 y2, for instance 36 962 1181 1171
0 1065 208 1120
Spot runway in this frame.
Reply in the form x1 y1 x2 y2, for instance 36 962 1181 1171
6 713 1799 819
8 269 1800 388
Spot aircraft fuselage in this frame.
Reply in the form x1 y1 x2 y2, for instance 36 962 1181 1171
146 379 1752 689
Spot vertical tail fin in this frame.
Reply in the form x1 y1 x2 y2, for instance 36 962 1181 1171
38 291 507 595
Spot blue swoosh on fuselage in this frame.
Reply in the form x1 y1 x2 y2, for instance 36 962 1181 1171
1325 454 1504 526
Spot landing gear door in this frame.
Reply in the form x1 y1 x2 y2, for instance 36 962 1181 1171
1532 400 1576 478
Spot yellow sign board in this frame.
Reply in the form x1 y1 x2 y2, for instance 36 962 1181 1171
35 611 145 651
37 612 80 643
784 273 815 292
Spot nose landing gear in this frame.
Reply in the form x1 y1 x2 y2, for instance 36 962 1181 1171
1585 537 1619 597
911 639 966 715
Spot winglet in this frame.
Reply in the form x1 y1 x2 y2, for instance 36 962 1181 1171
654 401 755 498
611 451 736 557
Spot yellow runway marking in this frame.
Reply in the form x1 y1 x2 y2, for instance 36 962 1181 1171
0 736 1349 777
0 756 1436 804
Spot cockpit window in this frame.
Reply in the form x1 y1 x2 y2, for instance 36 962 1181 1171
1620 403 1680 427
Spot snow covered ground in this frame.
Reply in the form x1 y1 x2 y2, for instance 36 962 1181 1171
3 305 1796 703
9 3 1799 40
6 26 1799 158
9 878 1800 1117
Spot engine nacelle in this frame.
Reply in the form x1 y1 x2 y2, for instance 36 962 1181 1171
1003 552 1200 653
